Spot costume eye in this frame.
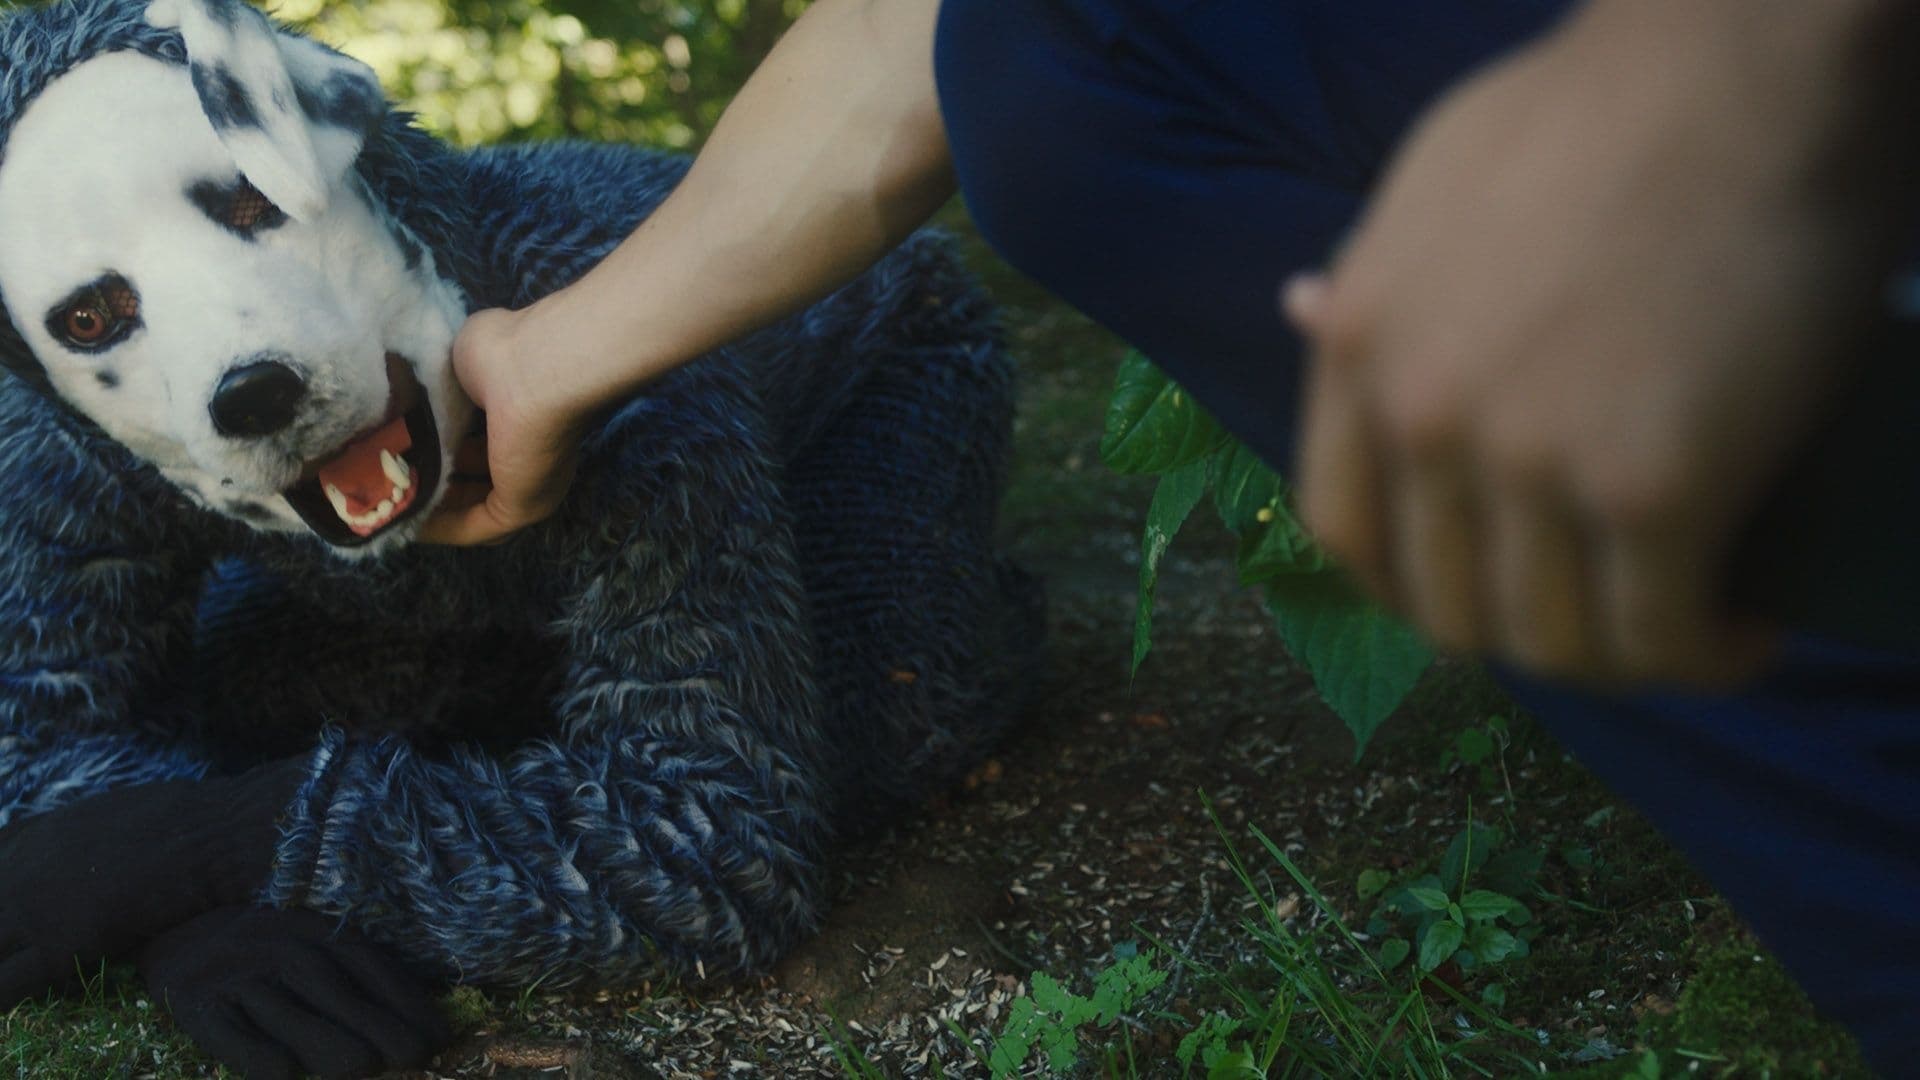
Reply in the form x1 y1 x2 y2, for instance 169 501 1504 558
223 178 286 232
45 276 140 352
62 303 110 344
188 176 289 237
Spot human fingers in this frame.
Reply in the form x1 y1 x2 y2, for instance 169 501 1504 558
1485 492 1601 680
414 497 525 547
1296 348 1395 608
1391 456 1486 653
1597 506 1777 686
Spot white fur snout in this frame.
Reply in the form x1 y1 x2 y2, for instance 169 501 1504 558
0 52 470 555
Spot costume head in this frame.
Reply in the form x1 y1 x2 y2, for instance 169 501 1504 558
0 0 471 554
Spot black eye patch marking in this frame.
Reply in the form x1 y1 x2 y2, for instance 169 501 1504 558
295 68 385 137
190 62 258 131
189 176 289 238
44 275 141 353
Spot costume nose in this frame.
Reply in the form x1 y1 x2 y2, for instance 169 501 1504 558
210 357 307 437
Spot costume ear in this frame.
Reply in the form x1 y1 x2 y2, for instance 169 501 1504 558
147 0 384 222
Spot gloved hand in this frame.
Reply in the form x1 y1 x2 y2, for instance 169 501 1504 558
140 905 452 1080
0 758 306 1005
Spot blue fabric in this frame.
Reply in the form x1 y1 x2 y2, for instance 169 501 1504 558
936 0 1918 1069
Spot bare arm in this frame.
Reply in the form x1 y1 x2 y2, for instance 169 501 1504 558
422 0 949 544
1289 0 1920 685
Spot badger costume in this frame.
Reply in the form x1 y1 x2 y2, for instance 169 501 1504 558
0 0 1038 1008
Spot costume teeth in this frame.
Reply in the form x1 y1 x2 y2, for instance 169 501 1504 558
380 449 412 490
323 478 409 532
324 482 352 523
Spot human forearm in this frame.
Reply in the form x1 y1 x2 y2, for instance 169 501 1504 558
503 0 950 418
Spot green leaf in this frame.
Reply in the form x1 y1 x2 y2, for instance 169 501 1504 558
1439 824 1500 892
1482 845 1545 897
1132 460 1211 676
1405 886 1451 912
1459 889 1517 922
1418 920 1465 972
1209 441 1283 531
1452 728 1496 767
1029 972 1072 1014
1235 503 1325 584
1206 1048 1264 1080
1176 1015 1242 1068
1100 352 1231 474
1265 571 1431 756
1091 952 1166 1024
1467 925 1521 964
1377 937 1411 970
1356 868 1391 900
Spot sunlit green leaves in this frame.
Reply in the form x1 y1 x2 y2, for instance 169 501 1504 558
292 0 806 148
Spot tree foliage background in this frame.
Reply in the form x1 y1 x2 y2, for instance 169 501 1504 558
280 0 803 148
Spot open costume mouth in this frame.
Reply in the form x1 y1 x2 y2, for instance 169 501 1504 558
282 353 441 546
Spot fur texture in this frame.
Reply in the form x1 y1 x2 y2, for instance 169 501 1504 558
0 0 1041 989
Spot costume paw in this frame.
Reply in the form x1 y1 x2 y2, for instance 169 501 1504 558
139 905 451 1080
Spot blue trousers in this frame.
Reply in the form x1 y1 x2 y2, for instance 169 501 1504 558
935 0 1920 1067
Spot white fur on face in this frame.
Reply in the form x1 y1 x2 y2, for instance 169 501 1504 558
0 52 470 556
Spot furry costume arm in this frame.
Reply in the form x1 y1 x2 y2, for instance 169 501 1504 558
0 382 215 826
262 368 828 988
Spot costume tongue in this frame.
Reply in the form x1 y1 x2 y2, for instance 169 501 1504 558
316 414 413 515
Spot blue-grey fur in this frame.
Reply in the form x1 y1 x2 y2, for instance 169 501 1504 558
0 0 1042 989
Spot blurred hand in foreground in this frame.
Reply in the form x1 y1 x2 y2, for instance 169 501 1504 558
1288 0 1920 686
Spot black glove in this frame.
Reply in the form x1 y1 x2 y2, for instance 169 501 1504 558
140 905 452 1080
0 758 306 1005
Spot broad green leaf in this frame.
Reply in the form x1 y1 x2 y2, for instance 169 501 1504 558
1209 441 1284 531
1440 824 1500 893
1405 886 1451 912
1235 503 1325 584
1377 937 1411 970
1419 920 1465 972
1132 460 1210 676
1459 889 1518 922
1482 846 1546 898
1100 353 1230 474
1265 572 1432 756
1467 925 1521 964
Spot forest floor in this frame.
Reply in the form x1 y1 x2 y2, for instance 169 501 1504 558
1 211 1873 1080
